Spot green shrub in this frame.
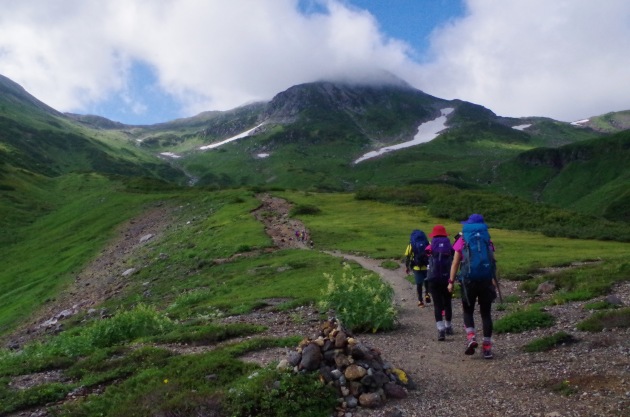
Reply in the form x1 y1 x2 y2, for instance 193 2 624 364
83 304 174 348
546 379 578 396
318 264 397 333
577 307 630 332
523 331 577 352
225 367 336 417
290 204 321 215
0 382 71 415
494 308 555 334
583 300 619 310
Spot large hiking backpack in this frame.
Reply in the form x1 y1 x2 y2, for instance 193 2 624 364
427 236 453 282
409 229 429 268
461 223 495 280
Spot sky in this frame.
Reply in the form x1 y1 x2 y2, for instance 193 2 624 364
1 0 629 125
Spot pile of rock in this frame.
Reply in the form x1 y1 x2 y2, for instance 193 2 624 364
278 318 415 412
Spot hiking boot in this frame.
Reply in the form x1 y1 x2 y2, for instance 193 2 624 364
438 330 446 341
464 334 478 355
425 294 432 304
482 342 493 359
445 326 454 336
417 301 425 308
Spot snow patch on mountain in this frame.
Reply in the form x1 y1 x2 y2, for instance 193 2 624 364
512 124 531 131
199 123 264 150
354 107 454 164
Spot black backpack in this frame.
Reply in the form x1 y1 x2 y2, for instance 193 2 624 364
409 229 429 267
427 236 453 282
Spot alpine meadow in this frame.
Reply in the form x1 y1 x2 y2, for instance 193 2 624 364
1 72 629 416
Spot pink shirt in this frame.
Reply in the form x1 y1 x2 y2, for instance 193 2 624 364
452 238 464 253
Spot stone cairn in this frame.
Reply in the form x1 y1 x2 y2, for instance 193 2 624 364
277 318 416 412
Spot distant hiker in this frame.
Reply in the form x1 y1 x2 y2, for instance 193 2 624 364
405 229 431 307
448 214 497 359
426 224 454 341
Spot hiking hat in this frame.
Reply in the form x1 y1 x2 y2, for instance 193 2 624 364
461 213 485 224
429 224 448 237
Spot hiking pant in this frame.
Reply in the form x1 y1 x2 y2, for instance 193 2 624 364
428 280 452 322
461 279 496 338
413 269 428 301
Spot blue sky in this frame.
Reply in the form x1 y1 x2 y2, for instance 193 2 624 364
1 0 629 125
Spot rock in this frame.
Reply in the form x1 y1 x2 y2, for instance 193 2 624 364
122 268 137 277
604 294 623 306
334 352 351 368
344 395 358 408
536 281 556 294
335 330 347 348
139 233 154 243
358 392 382 408
345 364 367 381
299 343 323 371
383 382 407 399
276 359 289 371
287 351 301 367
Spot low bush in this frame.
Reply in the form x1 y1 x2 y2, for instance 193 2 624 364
379 260 401 270
319 264 396 333
224 367 337 417
494 308 555 334
0 382 71 415
523 331 577 352
576 307 630 332
583 300 619 310
291 204 322 215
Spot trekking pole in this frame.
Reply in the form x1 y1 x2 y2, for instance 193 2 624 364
493 266 503 304
458 274 472 306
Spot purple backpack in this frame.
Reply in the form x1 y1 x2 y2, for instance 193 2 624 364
427 236 453 282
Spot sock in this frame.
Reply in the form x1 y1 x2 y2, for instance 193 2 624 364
483 337 492 344
436 321 445 331
445 321 452 329
466 327 475 336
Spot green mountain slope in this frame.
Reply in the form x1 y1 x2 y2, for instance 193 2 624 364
0 74 186 182
487 130 630 222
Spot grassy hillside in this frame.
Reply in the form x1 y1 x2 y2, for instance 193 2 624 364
487 130 630 222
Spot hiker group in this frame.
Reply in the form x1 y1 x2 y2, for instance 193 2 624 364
404 214 498 359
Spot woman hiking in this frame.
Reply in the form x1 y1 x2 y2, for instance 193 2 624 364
448 214 497 359
426 224 454 341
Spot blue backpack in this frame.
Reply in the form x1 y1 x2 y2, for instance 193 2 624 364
461 223 495 281
409 229 429 267
427 236 453 282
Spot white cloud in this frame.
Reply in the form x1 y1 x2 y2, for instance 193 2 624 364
0 0 629 122
413 0 630 121
0 0 414 117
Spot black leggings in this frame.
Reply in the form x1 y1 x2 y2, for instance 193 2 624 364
428 281 452 322
461 280 496 338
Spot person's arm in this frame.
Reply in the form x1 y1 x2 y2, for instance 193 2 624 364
447 251 461 293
